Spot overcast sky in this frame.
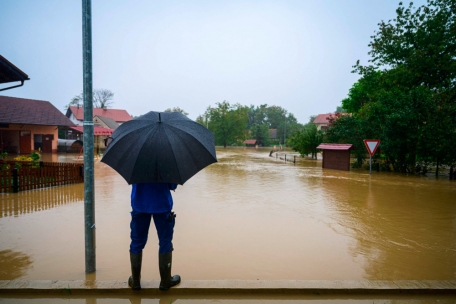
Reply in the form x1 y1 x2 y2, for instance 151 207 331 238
1 0 426 124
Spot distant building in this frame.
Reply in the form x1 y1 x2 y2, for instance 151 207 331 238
0 96 74 153
243 139 257 147
93 115 119 130
65 106 132 126
313 113 349 131
313 114 333 131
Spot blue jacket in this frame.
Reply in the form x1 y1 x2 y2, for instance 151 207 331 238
131 183 178 214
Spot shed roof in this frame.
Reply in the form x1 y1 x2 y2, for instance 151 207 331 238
69 126 114 136
244 139 257 145
0 95 75 126
67 106 132 123
58 139 83 147
94 115 119 130
316 143 353 150
0 55 29 85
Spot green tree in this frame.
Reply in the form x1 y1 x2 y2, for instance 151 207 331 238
334 0 456 173
250 124 270 146
263 106 300 145
202 101 248 148
195 114 207 127
283 113 300 145
289 117 323 159
164 107 189 116
247 104 268 129
325 114 369 168
358 0 456 93
335 106 347 113
244 104 301 146
341 71 382 113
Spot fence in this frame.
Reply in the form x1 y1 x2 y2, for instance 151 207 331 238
271 152 302 164
0 161 83 193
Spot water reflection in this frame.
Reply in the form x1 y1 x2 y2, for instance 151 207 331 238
2 295 456 303
0 183 84 218
127 297 176 304
306 165 456 280
0 249 32 279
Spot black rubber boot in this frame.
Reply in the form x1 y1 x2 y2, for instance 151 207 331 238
128 251 142 290
158 252 181 291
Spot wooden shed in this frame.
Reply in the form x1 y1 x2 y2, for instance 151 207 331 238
316 143 353 171
243 139 257 147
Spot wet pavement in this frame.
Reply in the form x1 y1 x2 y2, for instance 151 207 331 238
2 294 455 304
0 147 455 283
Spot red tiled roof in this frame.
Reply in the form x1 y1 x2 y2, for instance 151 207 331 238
68 106 132 123
244 139 257 145
313 114 333 124
316 143 353 150
314 113 349 124
0 95 74 126
69 126 114 136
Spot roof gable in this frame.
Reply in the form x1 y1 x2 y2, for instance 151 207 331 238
0 95 75 126
94 115 119 130
68 106 132 123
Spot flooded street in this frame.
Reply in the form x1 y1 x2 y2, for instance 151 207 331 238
0 147 455 281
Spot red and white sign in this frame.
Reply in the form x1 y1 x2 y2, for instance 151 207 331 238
363 139 380 156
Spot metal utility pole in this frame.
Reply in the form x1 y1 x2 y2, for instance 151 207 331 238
82 0 96 273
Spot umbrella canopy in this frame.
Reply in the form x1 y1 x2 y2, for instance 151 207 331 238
101 111 217 185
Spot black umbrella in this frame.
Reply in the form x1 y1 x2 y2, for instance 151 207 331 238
101 111 217 185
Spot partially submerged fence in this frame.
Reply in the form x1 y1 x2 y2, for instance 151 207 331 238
271 152 302 164
0 161 83 193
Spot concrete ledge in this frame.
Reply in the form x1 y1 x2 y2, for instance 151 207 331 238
0 280 455 295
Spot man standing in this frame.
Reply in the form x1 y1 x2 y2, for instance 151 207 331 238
128 182 181 291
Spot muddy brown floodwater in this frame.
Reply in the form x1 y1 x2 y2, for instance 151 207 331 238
0 147 455 281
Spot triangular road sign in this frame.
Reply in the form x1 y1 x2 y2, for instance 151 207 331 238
363 139 380 156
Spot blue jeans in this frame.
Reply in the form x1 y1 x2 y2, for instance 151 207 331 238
130 210 175 254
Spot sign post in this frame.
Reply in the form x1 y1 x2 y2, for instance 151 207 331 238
363 140 380 175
